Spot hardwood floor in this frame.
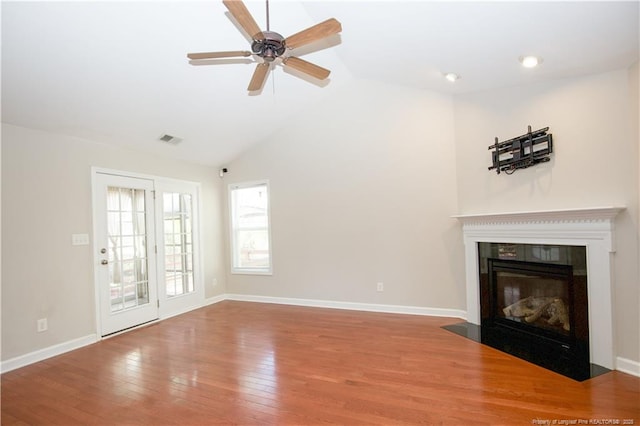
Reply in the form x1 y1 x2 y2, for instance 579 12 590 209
2 301 639 425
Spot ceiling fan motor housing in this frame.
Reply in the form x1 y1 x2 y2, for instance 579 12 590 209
251 31 286 62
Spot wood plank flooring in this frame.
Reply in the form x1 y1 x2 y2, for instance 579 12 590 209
2 301 639 425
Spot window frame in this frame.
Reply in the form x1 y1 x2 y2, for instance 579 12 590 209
228 180 273 275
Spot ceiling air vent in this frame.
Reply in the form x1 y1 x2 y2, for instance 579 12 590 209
158 134 183 145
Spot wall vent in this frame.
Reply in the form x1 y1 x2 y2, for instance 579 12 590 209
158 134 183 145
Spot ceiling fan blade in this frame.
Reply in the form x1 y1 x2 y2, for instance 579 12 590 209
187 51 252 60
284 18 342 50
248 63 270 91
283 56 330 80
222 0 263 40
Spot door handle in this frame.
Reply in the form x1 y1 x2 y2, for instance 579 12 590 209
101 260 108 265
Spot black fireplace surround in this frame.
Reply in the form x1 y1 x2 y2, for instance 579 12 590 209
444 242 606 381
482 256 591 380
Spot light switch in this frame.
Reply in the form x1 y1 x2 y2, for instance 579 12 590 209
71 233 90 246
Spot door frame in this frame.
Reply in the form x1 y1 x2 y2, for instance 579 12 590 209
91 167 204 338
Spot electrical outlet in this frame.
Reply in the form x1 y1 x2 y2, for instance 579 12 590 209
37 318 48 332
376 282 384 292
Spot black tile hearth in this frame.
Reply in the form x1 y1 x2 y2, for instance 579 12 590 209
442 322 610 381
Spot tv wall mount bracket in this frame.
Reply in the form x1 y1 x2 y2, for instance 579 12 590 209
488 125 553 175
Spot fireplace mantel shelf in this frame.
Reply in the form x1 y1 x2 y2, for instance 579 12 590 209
452 207 625 225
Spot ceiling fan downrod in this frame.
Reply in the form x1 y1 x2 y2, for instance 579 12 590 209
251 0 285 62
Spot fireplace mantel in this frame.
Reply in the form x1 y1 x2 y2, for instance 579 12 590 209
453 206 625 370
453 207 624 225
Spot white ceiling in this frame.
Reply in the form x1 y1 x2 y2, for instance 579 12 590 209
2 1 638 167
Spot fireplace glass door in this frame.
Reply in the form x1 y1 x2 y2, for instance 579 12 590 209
488 259 574 340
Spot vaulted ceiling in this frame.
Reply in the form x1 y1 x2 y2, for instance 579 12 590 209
2 1 638 167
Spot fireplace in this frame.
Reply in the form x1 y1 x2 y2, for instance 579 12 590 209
452 207 623 380
478 244 590 380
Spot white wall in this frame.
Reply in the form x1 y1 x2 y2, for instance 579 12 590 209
454 68 640 365
455 70 635 213
224 79 465 310
1 124 226 361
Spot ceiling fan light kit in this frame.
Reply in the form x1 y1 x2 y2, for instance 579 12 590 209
251 31 286 62
188 0 342 94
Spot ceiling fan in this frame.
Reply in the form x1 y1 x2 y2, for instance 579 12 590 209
187 0 342 92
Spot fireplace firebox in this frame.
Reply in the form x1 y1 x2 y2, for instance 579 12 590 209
487 259 574 338
478 243 591 380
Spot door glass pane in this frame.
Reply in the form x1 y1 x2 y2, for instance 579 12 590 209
163 192 195 297
107 187 150 313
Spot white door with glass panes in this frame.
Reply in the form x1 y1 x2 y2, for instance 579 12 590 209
94 173 159 336
156 181 203 317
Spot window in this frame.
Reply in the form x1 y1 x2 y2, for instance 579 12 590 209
229 181 272 274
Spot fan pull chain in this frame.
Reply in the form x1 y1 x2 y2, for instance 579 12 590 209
272 65 276 96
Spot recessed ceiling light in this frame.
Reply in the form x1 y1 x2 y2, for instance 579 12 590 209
444 72 461 82
519 55 543 68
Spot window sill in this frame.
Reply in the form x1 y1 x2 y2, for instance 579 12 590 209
231 269 273 276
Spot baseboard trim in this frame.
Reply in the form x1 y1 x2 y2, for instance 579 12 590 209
161 302 207 321
1 334 98 374
616 356 640 377
204 294 227 306
224 293 467 319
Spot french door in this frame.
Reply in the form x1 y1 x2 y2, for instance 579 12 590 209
156 180 203 318
93 170 203 337
93 173 158 336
